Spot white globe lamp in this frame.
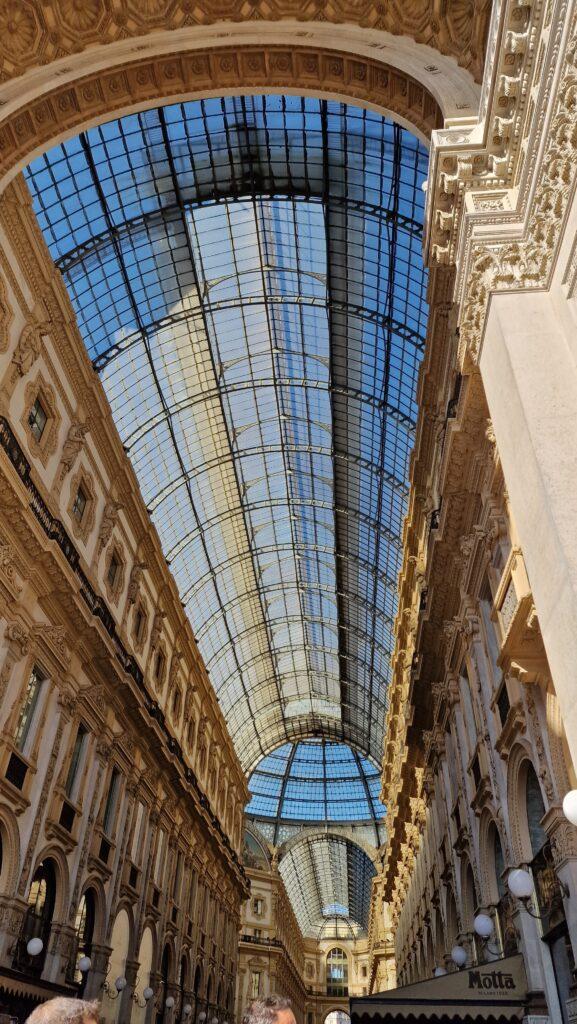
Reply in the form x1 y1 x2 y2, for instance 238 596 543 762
115 976 127 992
434 966 447 977
473 914 494 939
166 996 175 1009
199 1013 207 1022
183 1006 192 1017
143 987 154 1002
508 868 533 899
26 937 43 956
451 945 467 967
563 790 577 826
78 955 92 973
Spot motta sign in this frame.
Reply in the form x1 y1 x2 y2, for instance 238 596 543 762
350 954 528 1020
468 967 517 992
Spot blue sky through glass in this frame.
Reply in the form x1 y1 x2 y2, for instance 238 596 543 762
24 95 428 774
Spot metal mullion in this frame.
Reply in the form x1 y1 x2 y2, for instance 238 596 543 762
54 193 422 274
119 374 415 449
236 94 317 715
272 740 298 845
170 499 403 570
195 105 294 734
352 748 382 847
203 613 394 676
322 98 350 747
282 189 336 700
189 576 395 636
174 541 400 610
89 116 265 764
365 122 402 747
159 105 289 738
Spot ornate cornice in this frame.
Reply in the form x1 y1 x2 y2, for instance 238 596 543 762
0 1 489 86
0 45 441 187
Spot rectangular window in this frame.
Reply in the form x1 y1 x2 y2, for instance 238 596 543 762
154 650 164 681
154 828 166 885
65 724 87 799
14 666 45 752
107 553 119 587
134 608 144 640
102 768 120 836
173 850 183 902
250 972 260 999
72 485 87 522
253 898 263 915
28 398 47 441
497 682 511 727
130 800 145 865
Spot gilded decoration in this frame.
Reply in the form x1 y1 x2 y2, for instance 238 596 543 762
67 464 97 546
19 370 60 468
0 1 489 84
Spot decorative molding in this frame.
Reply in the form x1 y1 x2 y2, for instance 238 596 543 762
19 370 61 468
0 2 489 86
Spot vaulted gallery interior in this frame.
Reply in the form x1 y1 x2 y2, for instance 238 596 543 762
0 2 576 1024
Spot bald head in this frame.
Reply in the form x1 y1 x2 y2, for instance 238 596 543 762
26 998 100 1024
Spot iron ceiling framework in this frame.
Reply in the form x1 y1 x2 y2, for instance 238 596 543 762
278 834 376 939
25 95 428 774
247 739 386 847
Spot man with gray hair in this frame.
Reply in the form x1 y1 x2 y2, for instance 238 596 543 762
242 996 296 1024
25 997 100 1024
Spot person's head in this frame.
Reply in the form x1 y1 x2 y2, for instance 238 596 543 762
242 996 296 1024
26 998 100 1024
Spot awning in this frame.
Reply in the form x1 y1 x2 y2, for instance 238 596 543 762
350 955 527 1024
0 966 74 1002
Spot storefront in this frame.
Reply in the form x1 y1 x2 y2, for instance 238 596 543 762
350 955 527 1024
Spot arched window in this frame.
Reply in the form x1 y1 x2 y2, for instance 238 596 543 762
325 1013 351 1024
463 863 477 928
326 948 348 996
15 859 57 975
491 825 517 956
492 826 506 900
156 944 172 1024
526 763 547 857
74 888 96 990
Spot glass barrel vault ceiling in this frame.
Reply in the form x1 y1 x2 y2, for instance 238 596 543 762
247 739 386 847
279 835 376 939
25 95 429 773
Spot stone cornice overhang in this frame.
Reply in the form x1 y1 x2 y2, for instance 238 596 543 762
380 0 577 914
0 175 249 811
0 2 490 88
0 421 250 900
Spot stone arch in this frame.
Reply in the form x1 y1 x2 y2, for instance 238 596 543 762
507 743 547 864
0 43 447 199
443 886 459 947
29 844 70 923
479 812 507 906
278 826 378 865
0 804 21 895
460 857 477 935
77 875 107 944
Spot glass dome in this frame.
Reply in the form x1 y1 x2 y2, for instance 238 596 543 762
247 739 385 825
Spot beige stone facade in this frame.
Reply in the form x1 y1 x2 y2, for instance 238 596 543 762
0 1 575 1023
0 172 248 1016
